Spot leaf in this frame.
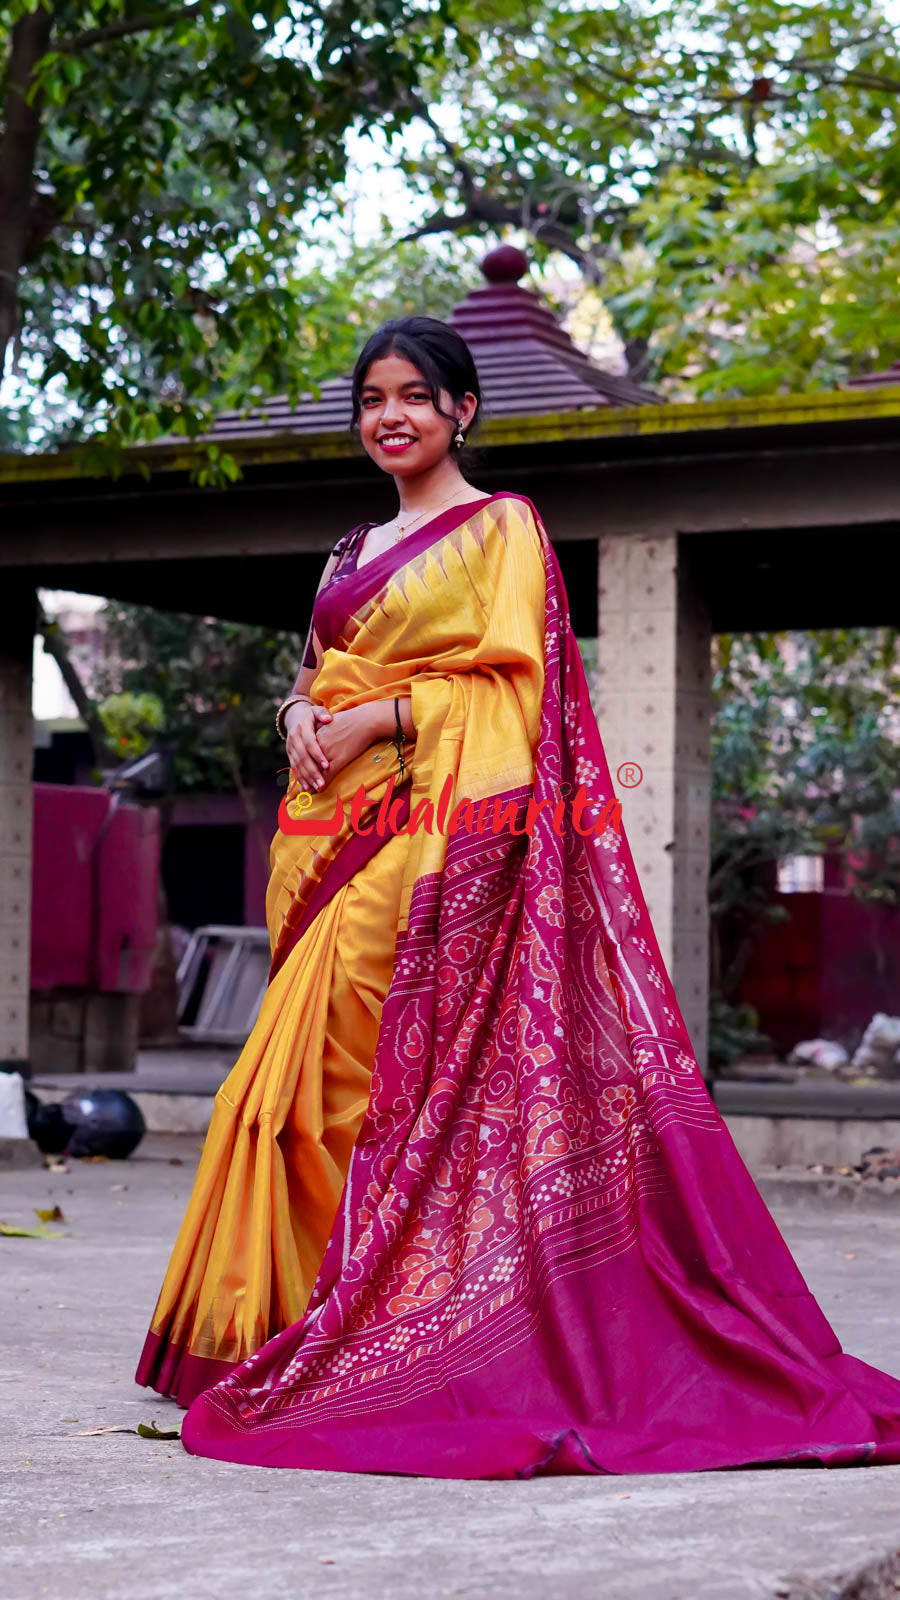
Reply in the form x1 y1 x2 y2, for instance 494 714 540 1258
35 1206 66 1223
74 1426 138 1436
137 1421 183 1440
0 1221 63 1239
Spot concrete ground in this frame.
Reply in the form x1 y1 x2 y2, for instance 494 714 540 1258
1 1136 900 1600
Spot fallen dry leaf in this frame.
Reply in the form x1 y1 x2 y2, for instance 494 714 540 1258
0 1220 63 1239
35 1206 66 1223
74 1426 137 1436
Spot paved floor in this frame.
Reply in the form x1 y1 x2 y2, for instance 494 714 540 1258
1 1136 899 1600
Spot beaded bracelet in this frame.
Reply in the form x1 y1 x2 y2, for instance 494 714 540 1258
275 694 314 741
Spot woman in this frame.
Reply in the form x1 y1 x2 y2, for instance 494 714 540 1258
137 316 900 1479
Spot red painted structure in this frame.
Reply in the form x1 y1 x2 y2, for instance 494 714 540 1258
736 890 900 1054
31 784 159 993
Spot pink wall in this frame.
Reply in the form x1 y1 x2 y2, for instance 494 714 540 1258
31 784 159 992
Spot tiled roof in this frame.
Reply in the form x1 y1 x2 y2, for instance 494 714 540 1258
845 360 900 390
184 245 660 446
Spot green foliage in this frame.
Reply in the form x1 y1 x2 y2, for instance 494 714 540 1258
208 233 486 416
94 602 304 794
710 626 900 1011
405 0 900 392
97 690 164 760
602 173 900 398
0 0 443 471
4 0 900 462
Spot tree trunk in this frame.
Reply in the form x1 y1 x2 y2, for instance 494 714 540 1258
0 6 53 380
35 600 112 770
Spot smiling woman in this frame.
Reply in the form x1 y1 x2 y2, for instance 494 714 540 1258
348 318 484 569
136 314 900 1483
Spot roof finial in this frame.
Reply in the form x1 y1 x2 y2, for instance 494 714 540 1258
481 244 529 285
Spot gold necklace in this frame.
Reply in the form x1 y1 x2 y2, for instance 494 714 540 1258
391 489 467 543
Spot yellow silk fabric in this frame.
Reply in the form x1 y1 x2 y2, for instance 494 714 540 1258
147 496 547 1371
309 497 547 926
148 828 410 1366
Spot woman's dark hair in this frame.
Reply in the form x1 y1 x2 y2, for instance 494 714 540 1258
349 316 482 449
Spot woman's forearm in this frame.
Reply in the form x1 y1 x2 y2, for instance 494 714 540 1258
364 696 415 742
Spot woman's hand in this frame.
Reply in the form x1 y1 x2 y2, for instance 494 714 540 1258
285 702 379 792
284 701 334 792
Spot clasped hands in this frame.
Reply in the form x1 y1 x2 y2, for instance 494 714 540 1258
284 700 410 795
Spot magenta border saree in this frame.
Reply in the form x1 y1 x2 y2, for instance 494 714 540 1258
179 492 900 1478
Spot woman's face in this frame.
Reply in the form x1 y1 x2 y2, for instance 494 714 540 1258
357 353 477 477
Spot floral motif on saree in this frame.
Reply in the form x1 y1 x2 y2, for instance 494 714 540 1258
150 493 900 1476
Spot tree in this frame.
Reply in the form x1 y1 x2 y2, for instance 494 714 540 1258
0 0 439 468
5 2 899 465
396 0 900 392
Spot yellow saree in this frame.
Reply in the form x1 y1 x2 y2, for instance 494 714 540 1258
141 490 900 1481
136 491 545 1403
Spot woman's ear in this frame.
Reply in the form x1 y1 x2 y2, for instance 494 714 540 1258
458 391 479 430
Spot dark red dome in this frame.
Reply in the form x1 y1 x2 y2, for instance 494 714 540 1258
481 245 529 284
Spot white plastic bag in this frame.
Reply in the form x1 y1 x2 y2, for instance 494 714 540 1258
788 1038 849 1071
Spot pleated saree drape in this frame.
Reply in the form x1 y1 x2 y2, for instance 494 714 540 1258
138 492 900 1479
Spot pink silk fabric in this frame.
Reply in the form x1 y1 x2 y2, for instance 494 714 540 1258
181 496 900 1477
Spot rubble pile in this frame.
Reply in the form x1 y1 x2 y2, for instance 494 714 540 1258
807 1146 900 1190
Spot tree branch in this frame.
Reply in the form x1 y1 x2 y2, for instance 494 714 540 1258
56 2 205 54
404 100 609 282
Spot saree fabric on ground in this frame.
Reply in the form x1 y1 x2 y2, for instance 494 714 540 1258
150 492 900 1477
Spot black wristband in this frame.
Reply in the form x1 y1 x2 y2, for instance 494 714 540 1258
393 697 406 779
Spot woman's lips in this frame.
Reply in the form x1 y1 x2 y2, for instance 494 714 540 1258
377 436 418 455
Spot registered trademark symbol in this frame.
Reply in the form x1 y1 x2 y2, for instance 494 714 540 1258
616 762 643 788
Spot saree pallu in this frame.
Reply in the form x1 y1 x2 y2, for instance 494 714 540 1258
153 492 900 1477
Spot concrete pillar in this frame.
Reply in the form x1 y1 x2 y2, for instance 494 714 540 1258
594 533 712 1071
0 578 35 1070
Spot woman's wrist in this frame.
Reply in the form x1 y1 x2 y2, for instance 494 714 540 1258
277 693 314 740
362 697 414 742
282 698 314 736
